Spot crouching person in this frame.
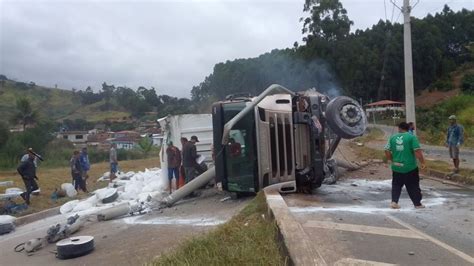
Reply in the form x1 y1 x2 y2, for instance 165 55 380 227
71 150 88 193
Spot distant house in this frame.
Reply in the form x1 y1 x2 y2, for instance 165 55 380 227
365 100 405 114
57 131 89 146
87 131 114 150
110 131 141 150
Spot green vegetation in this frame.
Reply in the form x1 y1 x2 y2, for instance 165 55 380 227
191 2 473 105
349 128 386 162
417 94 474 147
153 192 288 265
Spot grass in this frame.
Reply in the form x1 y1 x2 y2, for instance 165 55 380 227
425 159 474 184
349 127 386 161
0 157 160 216
152 192 289 266
350 128 474 184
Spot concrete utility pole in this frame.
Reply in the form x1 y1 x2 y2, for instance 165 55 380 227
402 0 416 134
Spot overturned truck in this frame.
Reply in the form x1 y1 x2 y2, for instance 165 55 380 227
163 84 367 206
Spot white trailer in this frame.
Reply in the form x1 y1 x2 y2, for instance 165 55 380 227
157 114 214 175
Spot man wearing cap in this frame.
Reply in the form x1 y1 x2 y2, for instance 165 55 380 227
182 135 199 183
446 115 464 173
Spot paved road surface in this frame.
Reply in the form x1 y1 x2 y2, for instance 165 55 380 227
284 166 474 265
0 190 248 266
369 124 474 169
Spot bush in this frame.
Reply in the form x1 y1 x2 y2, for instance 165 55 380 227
461 73 474 94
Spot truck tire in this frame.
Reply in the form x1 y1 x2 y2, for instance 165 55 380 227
56 236 94 259
0 223 14 235
326 96 367 139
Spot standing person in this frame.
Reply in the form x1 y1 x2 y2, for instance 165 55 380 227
70 150 87 192
384 122 426 209
109 143 118 181
17 151 39 205
166 141 181 193
80 147 90 184
182 135 199 183
408 122 415 135
446 115 464 173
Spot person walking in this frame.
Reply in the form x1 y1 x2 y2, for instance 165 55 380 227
80 147 90 184
166 141 181 193
109 143 118 181
20 148 41 168
384 122 426 209
71 150 87 192
182 136 199 183
17 151 39 205
446 115 464 173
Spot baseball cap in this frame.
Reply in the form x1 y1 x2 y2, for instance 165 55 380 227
190 135 199 142
448 115 456 120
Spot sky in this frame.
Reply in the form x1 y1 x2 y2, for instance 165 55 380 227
0 0 472 98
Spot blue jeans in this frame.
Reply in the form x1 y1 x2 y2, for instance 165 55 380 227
110 162 118 174
168 167 179 181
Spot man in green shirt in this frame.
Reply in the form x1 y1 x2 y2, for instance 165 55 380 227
384 122 426 209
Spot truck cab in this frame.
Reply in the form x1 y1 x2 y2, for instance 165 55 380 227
212 87 366 194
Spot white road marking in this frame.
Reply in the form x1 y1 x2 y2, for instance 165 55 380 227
334 258 397 266
386 215 474 264
303 220 425 240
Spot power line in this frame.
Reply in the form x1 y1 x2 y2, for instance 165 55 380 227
384 0 388 21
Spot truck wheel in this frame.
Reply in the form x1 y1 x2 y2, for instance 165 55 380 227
326 96 367 139
56 236 94 259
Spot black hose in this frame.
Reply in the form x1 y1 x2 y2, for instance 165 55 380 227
14 242 25 252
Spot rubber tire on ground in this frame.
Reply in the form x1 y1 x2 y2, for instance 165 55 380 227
102 191 119 204
326 96 367 139
56 236 94 259
0 223 14 235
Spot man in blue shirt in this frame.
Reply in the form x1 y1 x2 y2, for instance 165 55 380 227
446 115 464 173
80 147 91 183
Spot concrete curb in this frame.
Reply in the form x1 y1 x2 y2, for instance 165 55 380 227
14 206 60 226
421 174 473 190
264 184 327 266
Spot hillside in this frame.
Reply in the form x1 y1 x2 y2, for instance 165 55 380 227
0 79 132 124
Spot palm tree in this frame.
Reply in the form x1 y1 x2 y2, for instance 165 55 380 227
10 97 39 131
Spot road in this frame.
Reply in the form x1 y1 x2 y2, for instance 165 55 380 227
369 124 474 169
0 189 248 266
284 165 474 265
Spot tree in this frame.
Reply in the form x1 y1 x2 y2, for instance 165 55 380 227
101 82 115 110
10 98 39 131
301 0 353 42
138 137 153 155
0 122 9 149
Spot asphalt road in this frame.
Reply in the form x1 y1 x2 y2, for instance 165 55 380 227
0 189 248 266
284 165 474 266
369 124 474 169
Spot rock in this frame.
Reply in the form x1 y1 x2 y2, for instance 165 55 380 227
350 183 358 187
464 219 469 222
409 251 415 255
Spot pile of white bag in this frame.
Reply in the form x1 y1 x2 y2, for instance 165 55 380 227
60 168 166 216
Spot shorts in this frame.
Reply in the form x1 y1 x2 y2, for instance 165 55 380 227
168 167 179 181
110 162 118 174
449 146 459 159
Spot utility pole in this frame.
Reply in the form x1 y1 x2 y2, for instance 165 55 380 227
402 0 416 134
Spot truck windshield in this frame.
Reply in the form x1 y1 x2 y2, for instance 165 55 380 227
223 102 257 192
